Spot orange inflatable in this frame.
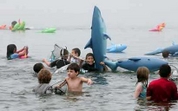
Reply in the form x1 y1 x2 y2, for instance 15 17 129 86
149 23 165 32
0 25 6 29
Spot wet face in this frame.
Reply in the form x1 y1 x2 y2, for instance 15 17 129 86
72 50 78 57
86 56 94 65
67 69 78 78
62 54 69 59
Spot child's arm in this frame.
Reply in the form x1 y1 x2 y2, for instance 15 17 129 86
133 83 142 98
81 77 93 85
56 79 67 89
100 62 108 71
42 59 51 67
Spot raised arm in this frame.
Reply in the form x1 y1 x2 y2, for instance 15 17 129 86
81 77 93 85
42 58 51 67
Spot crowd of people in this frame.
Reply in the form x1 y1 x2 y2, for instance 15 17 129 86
6 43 178 103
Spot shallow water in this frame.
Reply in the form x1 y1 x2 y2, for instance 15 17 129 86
1 0 178 111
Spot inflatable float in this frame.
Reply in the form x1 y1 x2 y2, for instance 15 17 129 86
41 28 56 33
10 21 26 31
107 43 127 53
149 23 165 32
0 25 6 30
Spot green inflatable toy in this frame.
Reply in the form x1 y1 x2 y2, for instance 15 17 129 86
41 28 56 33
12 21 26 31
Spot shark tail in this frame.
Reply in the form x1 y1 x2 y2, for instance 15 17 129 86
104 59 118 71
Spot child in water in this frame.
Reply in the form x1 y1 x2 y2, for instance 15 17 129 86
42 48 70 69
55 63 93 93
6 44 28 60
33 63 45 73
134 67 150 98
82 53 108 72
33 69 53 94
68 48 83 67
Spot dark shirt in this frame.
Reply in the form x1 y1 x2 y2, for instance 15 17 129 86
147 78 178 102
82 63 98 72
50 59 70 69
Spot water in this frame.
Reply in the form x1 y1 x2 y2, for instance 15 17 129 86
1 0 178 110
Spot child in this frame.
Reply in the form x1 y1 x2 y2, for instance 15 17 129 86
6 44 28 60
42 48 70 69
147 64 178 102
68 48 83 67
33 69 53 94
33 63 44 73
134 67 150 98
55 63 93 93
82 53 108 72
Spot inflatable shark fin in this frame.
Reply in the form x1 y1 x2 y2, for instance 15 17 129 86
84 38 92 49
103 33 111 40
128 58 141 62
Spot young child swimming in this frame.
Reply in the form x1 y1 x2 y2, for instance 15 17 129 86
6 44 28 60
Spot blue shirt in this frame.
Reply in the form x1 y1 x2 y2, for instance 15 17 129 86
10 53 19 59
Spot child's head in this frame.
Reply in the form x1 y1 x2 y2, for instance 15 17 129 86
11 21 17 28
33 63 44 73
85 53 95 65
71 48 81 57
6 44 17 58
38 69 52 84
67 63 80 78
159 64 171 78
162 51 169 58
60 48 69 59
136 67 150 85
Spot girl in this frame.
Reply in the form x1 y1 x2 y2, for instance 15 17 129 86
6 44 28 60
134 67 150 98
43 48 70 69
33 69 53 94
82 53 108 72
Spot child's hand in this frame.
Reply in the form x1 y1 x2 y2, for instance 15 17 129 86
100 62 105 65
87 79 93 85
42 58 46 62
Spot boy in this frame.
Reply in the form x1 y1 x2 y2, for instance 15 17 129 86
55 63 93 92
147 64 178 102
42 49 70 69
68 48 83 67
33 63 44 73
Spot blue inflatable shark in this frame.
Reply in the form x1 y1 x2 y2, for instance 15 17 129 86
145 44 178 57
84 6 111 71
85 6 168 72
107 57 168 72
107 44 127 53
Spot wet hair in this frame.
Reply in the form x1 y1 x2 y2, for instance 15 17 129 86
6 44 17 59
72 48 81 56
85 53 95 60
162 51 169 58
11 21 17 28
33 63 44 73
60 48 69 58
136 67 150 87
38 69 52 84
159 64 171 78
67 63 80 72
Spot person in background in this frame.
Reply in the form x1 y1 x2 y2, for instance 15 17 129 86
68 48 83 67
134 67 150 98
6 44 28 60
43 48 70 69
147 64 178 102
33 63 45 73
